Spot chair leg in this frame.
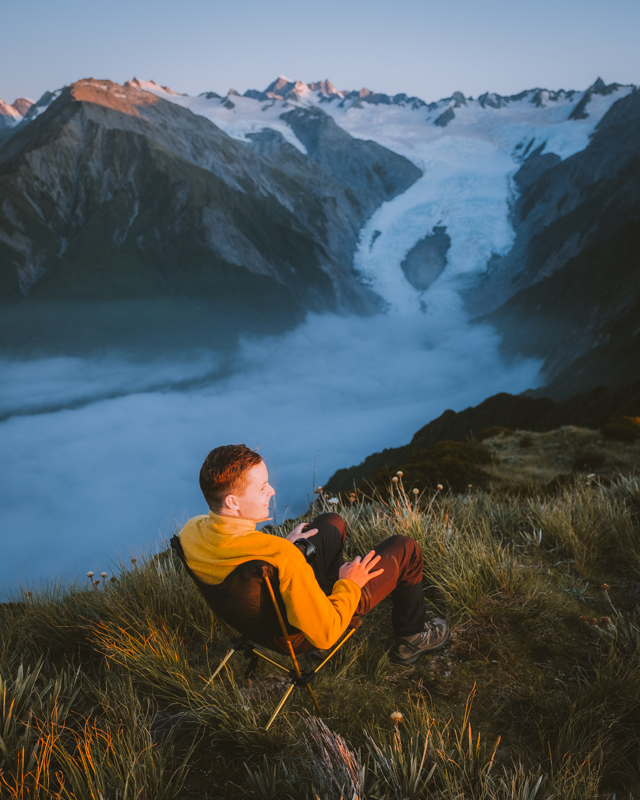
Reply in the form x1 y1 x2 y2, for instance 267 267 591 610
265 683 295 731
305 682 321 714
252 649 290 673
312 626 358 673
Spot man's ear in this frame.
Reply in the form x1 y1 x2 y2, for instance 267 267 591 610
222 493 240 512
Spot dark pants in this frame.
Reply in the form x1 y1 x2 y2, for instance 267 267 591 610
307 512 426 639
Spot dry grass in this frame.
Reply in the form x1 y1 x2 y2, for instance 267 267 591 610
2 476 640 798
480 425 640 487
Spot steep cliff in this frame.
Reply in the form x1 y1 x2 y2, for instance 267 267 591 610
471 86 640 397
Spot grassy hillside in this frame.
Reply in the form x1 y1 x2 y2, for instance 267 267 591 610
2 475 640 798
347 420 640 499
324 379 640 494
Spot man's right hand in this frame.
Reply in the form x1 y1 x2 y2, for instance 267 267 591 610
339 550 384 588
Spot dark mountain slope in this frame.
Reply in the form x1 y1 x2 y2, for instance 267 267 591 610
471 84 640 313
281 107 421 204
469 86 640 396
0 80 420 352
486 219 640 399
324 377 640 493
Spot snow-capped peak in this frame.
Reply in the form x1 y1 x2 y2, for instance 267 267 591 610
0 96 35 128
126 78 185 97
0 98 23 126
12 98 35 117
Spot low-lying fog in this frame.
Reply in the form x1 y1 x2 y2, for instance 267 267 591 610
0 306 542 593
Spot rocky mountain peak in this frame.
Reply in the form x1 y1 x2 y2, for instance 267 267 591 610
0 98 22 128
307 79 343 98
245 77 346 103
262 76 297 98
267 75 293 91
70 79 160 118
242 77 428 108
11 98 34 117
282 80 309 99
569 78 623 121
478 91 505 109
126 77 183 96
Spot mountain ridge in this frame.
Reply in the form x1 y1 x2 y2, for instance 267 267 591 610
0 78 421 352
471 86 640 397
9 76 629 138
1 74 638 399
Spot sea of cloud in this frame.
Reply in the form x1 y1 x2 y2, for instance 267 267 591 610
0 305 543 594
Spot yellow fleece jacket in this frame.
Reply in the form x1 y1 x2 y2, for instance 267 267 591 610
178 511 361 649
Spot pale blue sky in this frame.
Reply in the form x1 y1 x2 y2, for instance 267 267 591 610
2 0 639 104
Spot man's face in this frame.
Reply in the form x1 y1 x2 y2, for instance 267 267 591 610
229 461 275 521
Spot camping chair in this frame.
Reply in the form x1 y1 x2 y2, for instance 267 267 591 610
169 535 358 730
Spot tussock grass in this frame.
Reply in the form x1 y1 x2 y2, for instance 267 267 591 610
480 425 640 489
2 478 640 797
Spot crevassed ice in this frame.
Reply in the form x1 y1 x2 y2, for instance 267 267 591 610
141 82 632 311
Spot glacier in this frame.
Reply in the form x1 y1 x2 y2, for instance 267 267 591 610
133 78 633 313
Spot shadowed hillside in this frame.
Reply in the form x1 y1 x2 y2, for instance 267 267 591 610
471 87 640 397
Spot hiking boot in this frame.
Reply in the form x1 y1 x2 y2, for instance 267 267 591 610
393 618 450 664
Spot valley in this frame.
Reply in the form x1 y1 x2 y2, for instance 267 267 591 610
1 74 639 590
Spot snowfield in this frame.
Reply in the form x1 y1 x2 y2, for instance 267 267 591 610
136 78 633 312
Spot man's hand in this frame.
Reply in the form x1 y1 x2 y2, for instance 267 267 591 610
286 522 318 544
339 550 384 588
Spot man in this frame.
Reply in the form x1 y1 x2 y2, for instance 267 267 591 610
178 444 449 664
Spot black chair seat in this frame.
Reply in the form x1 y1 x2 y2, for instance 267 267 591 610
170 535 311 654
169 533 360 729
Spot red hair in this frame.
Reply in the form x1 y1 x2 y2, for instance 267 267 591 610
199 444 263 509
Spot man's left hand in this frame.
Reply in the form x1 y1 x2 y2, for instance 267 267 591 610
286 523 318 544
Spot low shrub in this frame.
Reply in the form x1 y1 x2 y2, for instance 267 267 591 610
366 440 493 496
475 426 514 441
600 416 640 443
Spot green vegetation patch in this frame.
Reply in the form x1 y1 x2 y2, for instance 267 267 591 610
475 426 515 442
366 440 494 497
